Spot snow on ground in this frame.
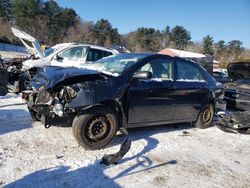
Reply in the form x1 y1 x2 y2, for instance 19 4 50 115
0 94 250 188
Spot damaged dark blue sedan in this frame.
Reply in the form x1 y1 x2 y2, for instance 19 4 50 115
25 53 225 150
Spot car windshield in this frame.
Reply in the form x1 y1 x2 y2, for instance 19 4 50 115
86 54 149 75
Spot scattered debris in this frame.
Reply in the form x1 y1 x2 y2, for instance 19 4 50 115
234 160 240 164
101 128 131 166
56 155 64 159
214 111 250 134
180 131 190 136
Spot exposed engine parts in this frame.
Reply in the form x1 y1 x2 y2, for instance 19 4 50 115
0 56 31 94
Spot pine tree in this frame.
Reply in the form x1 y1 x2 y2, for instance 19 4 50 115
227 40 243 61
170 26 191 50
0 0 12 18
93 19 120 47
202 35 214 55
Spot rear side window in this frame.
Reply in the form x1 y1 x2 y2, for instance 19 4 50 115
87 49 112 62
102 51 113 58
176 61 206 81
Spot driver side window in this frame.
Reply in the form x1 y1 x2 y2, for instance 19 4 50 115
138 58 173 81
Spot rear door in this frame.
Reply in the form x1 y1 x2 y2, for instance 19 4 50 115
128 57 176 126
174 59 210 122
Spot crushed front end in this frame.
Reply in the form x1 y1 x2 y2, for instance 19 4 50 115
24 84 78 127
23 66 117 127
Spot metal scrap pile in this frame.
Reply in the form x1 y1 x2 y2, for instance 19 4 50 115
0 55 31 95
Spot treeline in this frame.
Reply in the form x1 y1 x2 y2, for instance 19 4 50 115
1 0 249 65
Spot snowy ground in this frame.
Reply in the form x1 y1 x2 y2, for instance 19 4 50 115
0 94 250 188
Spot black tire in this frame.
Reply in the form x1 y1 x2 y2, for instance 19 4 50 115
0 84 8 96
19 73 31 92
19 78 31 91
72 108 118 150
195 103 214 129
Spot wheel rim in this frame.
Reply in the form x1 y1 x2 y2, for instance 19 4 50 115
85 116 110 142
201 107 212 124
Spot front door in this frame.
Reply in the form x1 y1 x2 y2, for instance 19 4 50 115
128 57 176 127
51 46 87 67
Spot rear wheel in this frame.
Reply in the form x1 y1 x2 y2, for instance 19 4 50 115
195 103 214 129
72 108 118 150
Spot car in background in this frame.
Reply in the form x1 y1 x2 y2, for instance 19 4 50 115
0 55 9 96
213 71 231 83
11 28 120 70
21 43 119 71
224 62 250 111
11 27 120 89
24 53 225 150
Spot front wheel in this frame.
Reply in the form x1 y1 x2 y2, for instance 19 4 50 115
19 72 31 91
195 103 214 129
72 108 118 150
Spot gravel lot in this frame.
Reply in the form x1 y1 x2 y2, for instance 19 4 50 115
0 94 250 188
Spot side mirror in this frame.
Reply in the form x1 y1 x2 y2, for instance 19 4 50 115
55 55 64 61
133 71 152 80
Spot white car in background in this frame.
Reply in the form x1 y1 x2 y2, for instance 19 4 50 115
11 27 120 73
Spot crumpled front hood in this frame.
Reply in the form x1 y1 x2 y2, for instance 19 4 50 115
228 62 250 80
31 66 105 90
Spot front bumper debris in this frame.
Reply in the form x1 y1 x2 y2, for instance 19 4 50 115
101 128 131 165
214 111 250 134
23 90 73 128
